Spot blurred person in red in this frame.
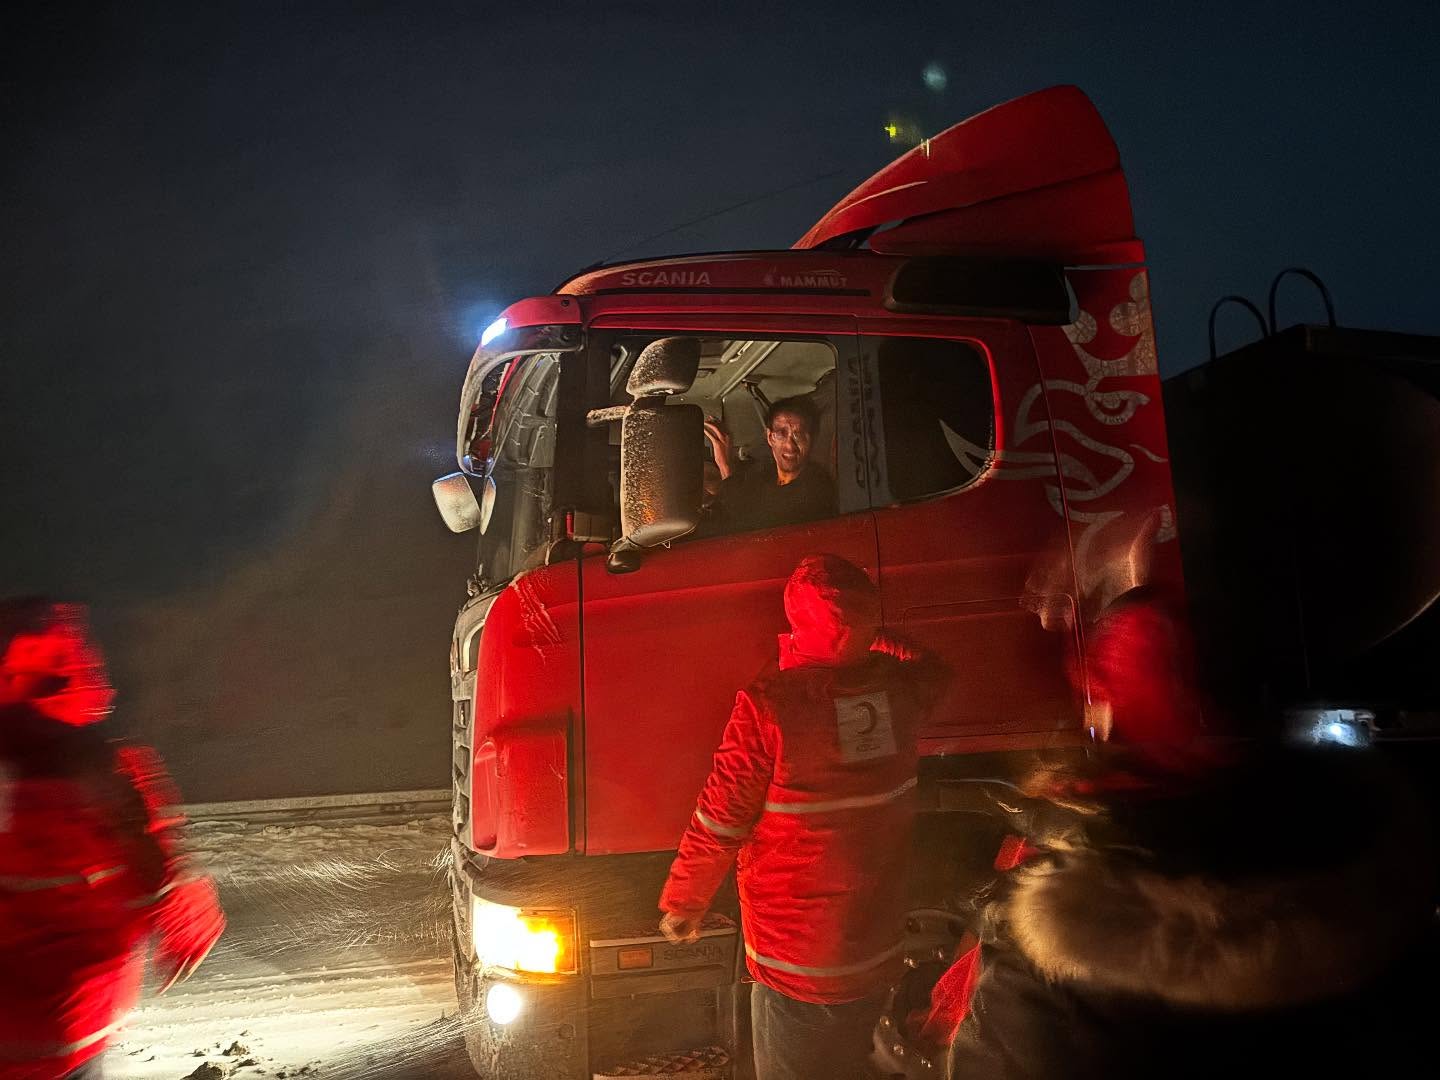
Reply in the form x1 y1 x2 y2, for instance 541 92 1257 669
0 599 225 1080
928 521 1433 1076
1023 509 1202 748
915 514 1206 1057
658 554 944 1080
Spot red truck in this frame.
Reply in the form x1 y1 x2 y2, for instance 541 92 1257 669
430 85 1440 1077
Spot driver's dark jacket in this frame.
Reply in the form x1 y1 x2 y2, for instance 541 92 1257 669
711 460 836 533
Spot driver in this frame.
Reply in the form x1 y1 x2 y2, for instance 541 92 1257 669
705 396 836 532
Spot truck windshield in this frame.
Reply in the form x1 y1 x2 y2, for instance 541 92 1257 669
476 352 560 587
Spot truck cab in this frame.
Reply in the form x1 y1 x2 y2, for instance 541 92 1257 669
432 86 1180 1077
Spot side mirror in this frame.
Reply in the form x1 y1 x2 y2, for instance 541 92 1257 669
626 336 701 397
615 401 704 555
433 472 482 533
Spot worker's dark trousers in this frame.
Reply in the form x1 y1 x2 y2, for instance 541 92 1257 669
750 982 887 1080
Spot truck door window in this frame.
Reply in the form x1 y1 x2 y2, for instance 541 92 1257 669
690 340 841 534
870 337 994 503
608 335 850 537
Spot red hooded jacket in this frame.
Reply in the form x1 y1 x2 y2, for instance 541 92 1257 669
1 604 223 1079
660 556 943 1004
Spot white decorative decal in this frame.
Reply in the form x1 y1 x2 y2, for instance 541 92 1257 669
943 270 1175 587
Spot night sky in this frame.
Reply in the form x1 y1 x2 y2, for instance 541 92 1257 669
3 1 1436 799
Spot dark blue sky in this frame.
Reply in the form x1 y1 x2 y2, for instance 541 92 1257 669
2 0 1436 795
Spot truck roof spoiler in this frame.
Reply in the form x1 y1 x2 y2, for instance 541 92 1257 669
795 85 1142 265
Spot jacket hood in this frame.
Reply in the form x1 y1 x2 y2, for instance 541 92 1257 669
0 602 114 727
1003 748 1433 1011
780 554 880 669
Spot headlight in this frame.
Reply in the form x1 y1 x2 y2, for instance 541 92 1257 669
472 897 577 974
485 981 523 1025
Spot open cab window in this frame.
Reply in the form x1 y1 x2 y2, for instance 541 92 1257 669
601 333 864 540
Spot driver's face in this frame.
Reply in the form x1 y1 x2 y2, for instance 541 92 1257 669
766 411 813 476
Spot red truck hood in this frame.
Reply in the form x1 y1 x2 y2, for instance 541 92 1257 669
796 85 1140 264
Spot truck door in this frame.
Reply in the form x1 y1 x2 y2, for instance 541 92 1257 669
578 316 875 855
860 319 1082 754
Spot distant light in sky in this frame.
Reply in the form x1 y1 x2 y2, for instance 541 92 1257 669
923 62 947 92
883 114 925 147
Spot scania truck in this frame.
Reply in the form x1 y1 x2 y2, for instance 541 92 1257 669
429 85 1440 1077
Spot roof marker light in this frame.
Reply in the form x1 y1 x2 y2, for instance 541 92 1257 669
480 317 508 347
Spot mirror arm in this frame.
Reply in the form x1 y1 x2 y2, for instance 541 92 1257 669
586 405 628 427
606 539 643 574
565 508 614 544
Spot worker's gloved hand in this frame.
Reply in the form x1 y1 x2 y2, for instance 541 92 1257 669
152 871 226 992
660 910 705 945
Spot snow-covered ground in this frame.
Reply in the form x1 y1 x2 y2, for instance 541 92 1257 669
106 815 473 1080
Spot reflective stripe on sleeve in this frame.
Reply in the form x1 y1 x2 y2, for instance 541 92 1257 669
125 877 180 909
0 865 126 892
745 940 905 978
0 1018 125 1061
762 776 917 816
694 809 750 839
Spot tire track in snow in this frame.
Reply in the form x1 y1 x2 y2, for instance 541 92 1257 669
106 815 470 1079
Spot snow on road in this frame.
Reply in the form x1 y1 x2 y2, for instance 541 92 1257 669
183 816 449 888
106 814 473 1079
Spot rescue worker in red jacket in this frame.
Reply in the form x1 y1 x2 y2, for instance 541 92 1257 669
659 555 943 1080
0 598 225 1080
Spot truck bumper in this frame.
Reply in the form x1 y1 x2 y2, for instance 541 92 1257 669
449 840 745 1079
452 952 591 1079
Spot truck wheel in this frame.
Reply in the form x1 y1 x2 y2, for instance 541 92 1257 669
451 920 475 1012
449 916 488 1077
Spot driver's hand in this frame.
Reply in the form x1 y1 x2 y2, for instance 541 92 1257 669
702 419 733 480
660 910 705 944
